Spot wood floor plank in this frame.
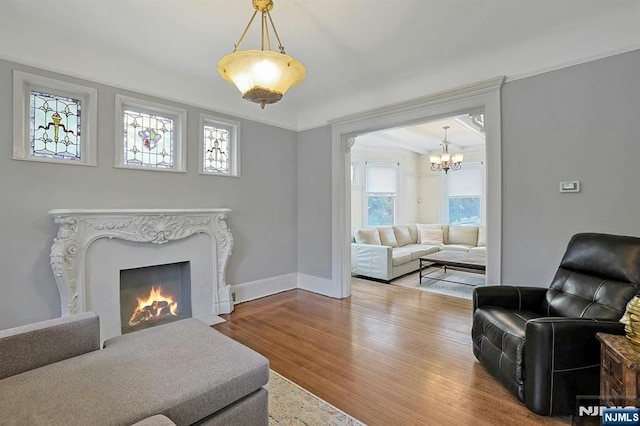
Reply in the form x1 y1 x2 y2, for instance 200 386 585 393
214 277 570 425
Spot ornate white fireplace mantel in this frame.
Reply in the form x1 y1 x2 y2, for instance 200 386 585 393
48 209 234 325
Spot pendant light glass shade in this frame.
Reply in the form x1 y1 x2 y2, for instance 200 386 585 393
218 50 305 108
217 0 305 109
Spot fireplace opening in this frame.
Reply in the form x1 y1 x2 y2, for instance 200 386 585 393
120 262 192 335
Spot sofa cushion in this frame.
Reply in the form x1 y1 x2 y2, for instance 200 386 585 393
354 228 381 245
132 415 177 426
448 225 478 246
392 248 413 266
377 226 398 247
393 225 413 247
407 245 440 260
470 246 487 254
0 311 100 380
442 224 450 244
441 244 473 252
477 226 487 247
407 224 419 244
0 319 269 426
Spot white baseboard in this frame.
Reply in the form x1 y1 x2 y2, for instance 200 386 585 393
231 273 298 304
231 273 333 305
297 273 333 297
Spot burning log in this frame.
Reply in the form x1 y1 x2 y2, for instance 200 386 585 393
128 285 178 326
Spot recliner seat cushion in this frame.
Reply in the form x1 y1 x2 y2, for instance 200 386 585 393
472 307 539 401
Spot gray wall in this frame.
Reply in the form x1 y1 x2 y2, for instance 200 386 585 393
4 48 639 329
297 126 332 279
0 59 298 329
501 49 640 286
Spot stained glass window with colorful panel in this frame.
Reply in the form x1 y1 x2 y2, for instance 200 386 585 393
123 110 174 168
30 91 82 160
203 125 230 174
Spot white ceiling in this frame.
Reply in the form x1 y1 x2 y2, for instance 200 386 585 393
1 0 639 131
356 114 485 155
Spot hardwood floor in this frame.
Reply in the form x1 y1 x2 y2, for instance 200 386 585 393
214 278 570 426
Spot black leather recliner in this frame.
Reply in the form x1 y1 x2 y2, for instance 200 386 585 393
472 233 640 416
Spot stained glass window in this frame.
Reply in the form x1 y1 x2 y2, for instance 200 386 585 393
203 125 230 174
123 110 174 168
30 91 82 160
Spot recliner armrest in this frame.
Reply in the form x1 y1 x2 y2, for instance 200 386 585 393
524 317 625 415
473 285 547 313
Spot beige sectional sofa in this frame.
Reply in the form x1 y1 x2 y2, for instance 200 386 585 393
351 223 486 281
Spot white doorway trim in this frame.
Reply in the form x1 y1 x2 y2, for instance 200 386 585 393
329 76 505 298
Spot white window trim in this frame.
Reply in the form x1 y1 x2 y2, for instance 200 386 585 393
115 94 187 173
13 70 98 166
199 113 241 177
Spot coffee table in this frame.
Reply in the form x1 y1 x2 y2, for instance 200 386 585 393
419 251 486 284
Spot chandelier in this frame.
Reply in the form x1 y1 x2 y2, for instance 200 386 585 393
429 126 463 174
217 0 306 109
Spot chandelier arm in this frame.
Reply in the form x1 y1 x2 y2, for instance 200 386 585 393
266 11 286 54
233 10 260 53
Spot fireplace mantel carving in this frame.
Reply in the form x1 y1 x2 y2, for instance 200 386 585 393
49 208 233 317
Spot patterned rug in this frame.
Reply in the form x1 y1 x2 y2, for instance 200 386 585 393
266 370 366 425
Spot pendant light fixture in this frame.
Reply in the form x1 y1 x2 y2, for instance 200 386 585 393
429 126 464 174
217 0 306 109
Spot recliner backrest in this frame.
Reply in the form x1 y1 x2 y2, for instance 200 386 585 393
544 233 640 320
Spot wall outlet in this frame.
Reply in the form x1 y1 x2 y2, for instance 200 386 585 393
559 180 580 193
231 292 236 302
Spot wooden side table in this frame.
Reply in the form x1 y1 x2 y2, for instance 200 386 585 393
596 332 640 407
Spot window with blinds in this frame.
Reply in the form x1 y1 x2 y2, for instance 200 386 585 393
445 163 484 226
365 162 399 227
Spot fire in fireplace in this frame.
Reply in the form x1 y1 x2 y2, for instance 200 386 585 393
128 285 178 327
120 262 192 334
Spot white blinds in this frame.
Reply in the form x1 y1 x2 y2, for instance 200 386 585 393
365 162 399 194
447 163 483 196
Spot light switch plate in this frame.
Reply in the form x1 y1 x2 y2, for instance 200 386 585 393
559 181 580 193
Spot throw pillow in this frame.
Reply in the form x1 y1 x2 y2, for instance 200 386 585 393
477 226 487 247
416 223 442 244
419 228 444 246
377 227 398 247
354 229 382 245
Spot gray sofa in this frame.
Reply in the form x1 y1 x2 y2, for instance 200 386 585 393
351 223 486 281
0 312 269 426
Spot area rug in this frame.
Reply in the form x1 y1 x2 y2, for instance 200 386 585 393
266 370 366 425
392 269 484 300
